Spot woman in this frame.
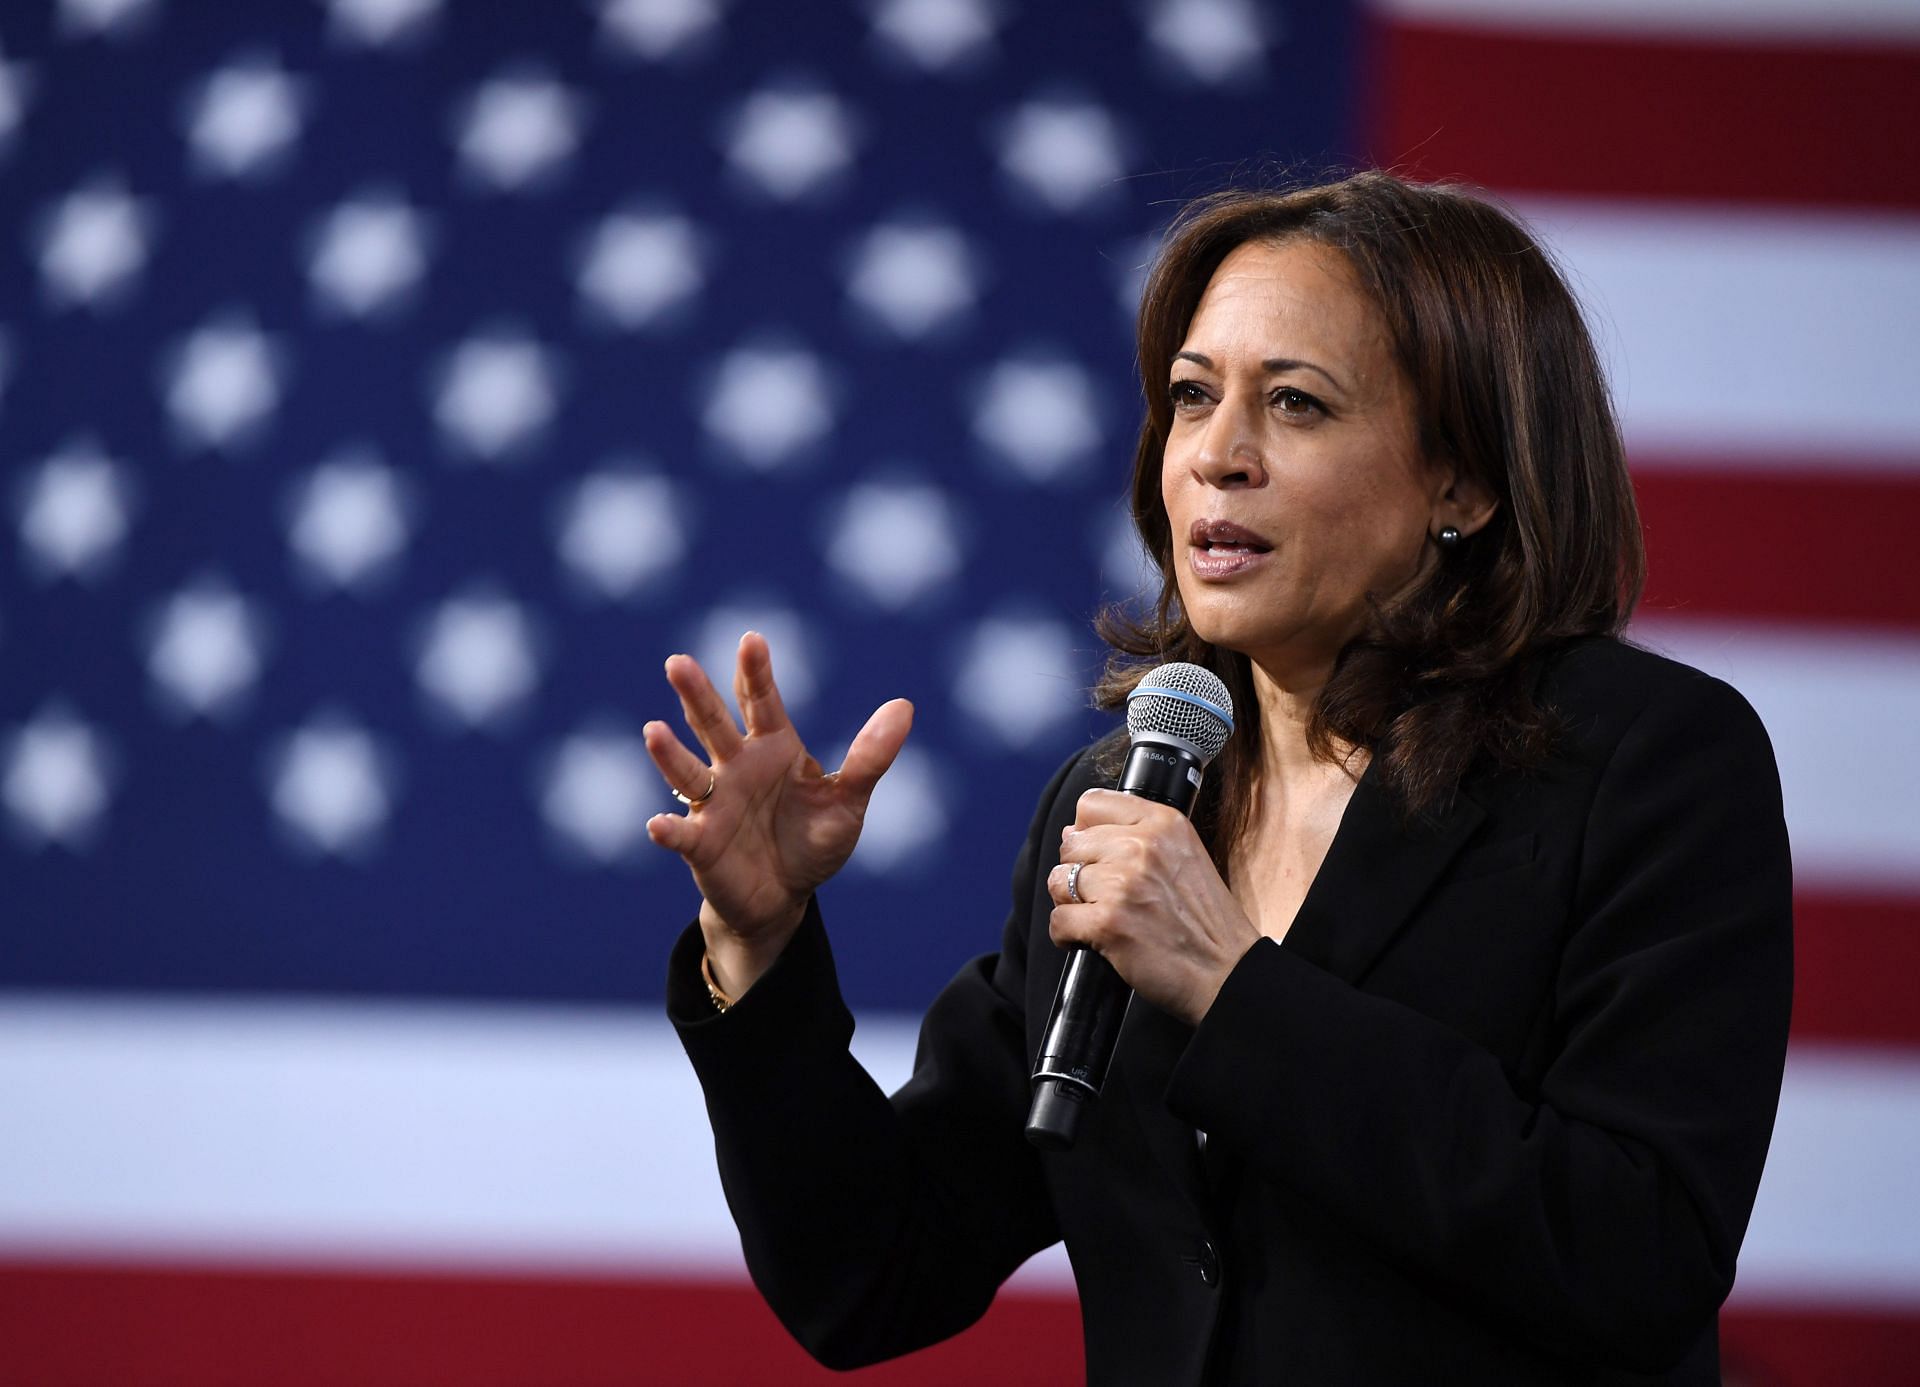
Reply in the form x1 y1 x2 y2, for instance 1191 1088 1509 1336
643 171 1793 1384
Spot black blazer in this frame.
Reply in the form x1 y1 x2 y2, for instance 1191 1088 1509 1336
668 637 1793 1385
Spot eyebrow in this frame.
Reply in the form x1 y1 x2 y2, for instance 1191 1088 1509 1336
1173 350 1344 392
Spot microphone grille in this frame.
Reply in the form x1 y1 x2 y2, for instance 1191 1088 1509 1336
1125 662 1234 764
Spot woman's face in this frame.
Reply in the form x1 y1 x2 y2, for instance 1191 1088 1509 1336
1160 237 1447 680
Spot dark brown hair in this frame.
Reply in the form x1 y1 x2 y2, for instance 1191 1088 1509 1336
1097 170 1644 862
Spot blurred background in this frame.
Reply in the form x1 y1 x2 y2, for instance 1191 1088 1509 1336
0 0 1914 1383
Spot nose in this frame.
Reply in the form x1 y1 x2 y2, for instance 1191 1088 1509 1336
1188 394 1267 489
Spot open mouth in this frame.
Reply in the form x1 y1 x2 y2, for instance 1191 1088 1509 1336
1190 520 1273 555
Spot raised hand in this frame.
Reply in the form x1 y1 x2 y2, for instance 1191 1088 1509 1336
645 631 913 997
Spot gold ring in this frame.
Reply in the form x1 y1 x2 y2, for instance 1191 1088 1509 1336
673 772 716 808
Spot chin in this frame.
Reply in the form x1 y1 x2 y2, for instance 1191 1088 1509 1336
1180 602 1267 660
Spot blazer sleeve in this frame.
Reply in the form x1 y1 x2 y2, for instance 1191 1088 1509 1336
1164 669 1794 1373
666 749 1081 1370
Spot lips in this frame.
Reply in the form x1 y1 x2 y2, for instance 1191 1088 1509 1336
1185 518 1273 581
1188 518 1273 554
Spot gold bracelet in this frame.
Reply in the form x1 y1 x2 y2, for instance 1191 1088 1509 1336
700 952 735 1013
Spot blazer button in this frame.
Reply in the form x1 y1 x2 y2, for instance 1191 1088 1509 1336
1196 1239 1221 1288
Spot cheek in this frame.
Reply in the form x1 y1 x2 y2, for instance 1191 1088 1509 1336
1294 456 1429 580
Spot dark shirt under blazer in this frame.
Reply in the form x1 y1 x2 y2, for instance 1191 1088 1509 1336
668 637 1794 1384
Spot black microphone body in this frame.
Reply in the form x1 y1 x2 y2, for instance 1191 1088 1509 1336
1025 737 1209 1150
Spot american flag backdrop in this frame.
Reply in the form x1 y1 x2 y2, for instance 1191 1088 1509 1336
0 0 1915 1383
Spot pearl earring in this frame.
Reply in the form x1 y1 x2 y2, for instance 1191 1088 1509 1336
1437 525 1462 548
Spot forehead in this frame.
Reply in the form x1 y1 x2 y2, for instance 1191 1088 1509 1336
1179 238 1386 367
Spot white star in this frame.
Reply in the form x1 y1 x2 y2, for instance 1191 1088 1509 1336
1144 0 1272 85
161 314 286 452
414 589 544 730
454 72 585 192
971 355 1103 481
692 604 818 715
823 480 964 610
598 0 723 60
574 209 707 329
1101 507 1159 601
701 344 834 469
1111 230 1160 320
997 99 1127 214
184 56 310 181
285 449 413 592
724 87 858 202
431 329 562 461
869 0 999 72
1 706 114 849
56 0 159 39
326 0 442 48
845 745 946 874
952 614 1083 749
15 439 136 583
264 713 396 859
539 724 660 864
845 221 979 339
35 178 156 309
145 577 270 721
306 190 433 319
554 468 688 600
0 50 36 154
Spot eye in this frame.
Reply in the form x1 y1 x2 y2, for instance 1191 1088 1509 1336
1168 379 1210 411
1273 386 1323 417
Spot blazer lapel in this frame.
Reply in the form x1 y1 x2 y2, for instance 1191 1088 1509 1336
1280 766 1486 986
1094 761 1487 1220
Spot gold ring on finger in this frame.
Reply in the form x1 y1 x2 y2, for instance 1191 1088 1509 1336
673 771 717 808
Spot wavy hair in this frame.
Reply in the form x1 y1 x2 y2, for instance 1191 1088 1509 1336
1096 170 1644 859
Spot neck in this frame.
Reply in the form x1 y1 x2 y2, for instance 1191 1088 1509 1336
1248 652 1362 795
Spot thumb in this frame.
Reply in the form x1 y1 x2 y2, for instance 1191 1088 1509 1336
835 698 913 801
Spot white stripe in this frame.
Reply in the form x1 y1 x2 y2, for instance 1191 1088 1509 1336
1372 0 1920 41
0 995 745 1273
1732 1044 1920 1308
1513 200 1920 469
0 998 1913 1302
0 994 1071 1287
1631 618 1920 890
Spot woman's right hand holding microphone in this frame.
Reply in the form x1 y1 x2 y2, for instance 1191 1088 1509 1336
645 631 913 1002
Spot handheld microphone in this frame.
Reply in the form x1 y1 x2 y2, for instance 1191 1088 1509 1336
1025 662 1234 1151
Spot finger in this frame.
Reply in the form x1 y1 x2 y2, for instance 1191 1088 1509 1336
1049 901 1107 952
835 698 914 800
1072 787 1152 829
642 720 714 806
1056 822 1120 865
665 653 745 762
732 632 793 738
1046 860 1098 908
646 809 704 857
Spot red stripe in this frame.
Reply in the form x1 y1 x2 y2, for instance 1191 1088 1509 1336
2 1262 1916 1384
1792 892 1920 1048
1367 20 1920 210
1722 1304 1920 1386
0 1262 1083 1387
1633 466 1920 630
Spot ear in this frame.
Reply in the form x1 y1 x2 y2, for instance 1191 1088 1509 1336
1432 462 1499 539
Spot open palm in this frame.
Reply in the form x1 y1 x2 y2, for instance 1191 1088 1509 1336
645 632 913 956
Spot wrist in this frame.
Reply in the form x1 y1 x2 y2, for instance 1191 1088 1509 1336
699 897 805 999
1191 933 1264 1026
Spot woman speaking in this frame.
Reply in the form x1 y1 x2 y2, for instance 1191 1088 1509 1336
642 171 1793 1384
